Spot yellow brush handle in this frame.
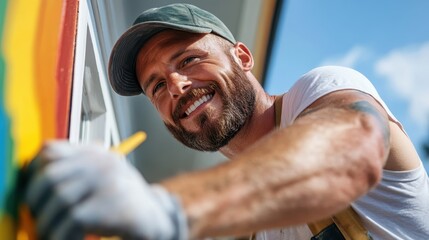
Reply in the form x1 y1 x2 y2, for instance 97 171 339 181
110 131 147 154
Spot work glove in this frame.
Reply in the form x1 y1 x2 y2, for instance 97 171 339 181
24 141 188 240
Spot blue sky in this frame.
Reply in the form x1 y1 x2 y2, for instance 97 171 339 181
265 0 429 171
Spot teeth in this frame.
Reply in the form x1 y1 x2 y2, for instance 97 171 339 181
185 94 213 116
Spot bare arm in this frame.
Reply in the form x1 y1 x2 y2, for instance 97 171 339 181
161 90 390 238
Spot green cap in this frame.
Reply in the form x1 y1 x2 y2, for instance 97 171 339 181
108 3 236 96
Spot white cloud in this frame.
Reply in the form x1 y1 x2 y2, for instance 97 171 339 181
375 42 429 127
320 46 369 68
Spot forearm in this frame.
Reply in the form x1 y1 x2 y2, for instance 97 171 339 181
162 106 389 238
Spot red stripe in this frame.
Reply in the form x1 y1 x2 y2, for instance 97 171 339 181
56 0 79 139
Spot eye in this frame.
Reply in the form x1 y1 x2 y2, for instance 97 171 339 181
152 81 166 96
181 56 199 68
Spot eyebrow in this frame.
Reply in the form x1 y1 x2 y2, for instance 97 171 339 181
170 49 187 63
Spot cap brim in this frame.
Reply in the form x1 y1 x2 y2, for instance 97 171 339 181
108 22 212 96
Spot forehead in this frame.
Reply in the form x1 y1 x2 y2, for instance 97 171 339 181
136 30 215 66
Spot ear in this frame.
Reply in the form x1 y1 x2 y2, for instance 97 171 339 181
233 42 254 71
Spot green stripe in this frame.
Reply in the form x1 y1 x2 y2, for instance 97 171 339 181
0 0 18 220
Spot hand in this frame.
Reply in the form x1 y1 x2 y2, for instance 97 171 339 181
25 141 188 240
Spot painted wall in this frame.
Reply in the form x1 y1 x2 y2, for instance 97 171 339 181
0 0 77 238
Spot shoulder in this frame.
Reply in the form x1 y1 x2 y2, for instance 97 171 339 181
287 66 379 110
295 66 373 92
281 66 381 126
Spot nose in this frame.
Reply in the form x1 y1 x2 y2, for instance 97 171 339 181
167 72 191 99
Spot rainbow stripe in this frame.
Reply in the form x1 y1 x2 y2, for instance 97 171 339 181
0 0 77 238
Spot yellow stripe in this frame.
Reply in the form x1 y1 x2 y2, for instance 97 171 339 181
3 0 44 239
3 0 42 166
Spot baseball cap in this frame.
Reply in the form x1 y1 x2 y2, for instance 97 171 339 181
108 3 237 96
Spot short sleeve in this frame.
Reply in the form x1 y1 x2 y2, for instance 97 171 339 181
280 66 403 131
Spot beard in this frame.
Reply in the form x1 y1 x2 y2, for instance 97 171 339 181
165 58 256 152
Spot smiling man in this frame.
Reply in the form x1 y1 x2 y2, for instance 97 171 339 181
25 3 429 240
134 30 257 152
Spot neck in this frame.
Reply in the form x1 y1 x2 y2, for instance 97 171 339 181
220 89 278 158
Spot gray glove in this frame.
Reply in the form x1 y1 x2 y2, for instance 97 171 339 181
25 141 188 240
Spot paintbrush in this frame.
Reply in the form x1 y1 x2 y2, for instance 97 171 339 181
18 131 147 240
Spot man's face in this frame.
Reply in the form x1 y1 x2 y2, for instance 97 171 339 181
136 30 255 151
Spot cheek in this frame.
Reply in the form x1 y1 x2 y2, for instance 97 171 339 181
155 100 174 125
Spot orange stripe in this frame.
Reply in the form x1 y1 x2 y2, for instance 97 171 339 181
34 0 63 140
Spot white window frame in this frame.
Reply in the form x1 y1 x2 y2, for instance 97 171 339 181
69 0 120 148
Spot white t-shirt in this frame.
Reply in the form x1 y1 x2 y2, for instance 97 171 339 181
257 66 429 240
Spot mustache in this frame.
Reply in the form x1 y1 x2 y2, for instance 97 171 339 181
172 84 217 121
